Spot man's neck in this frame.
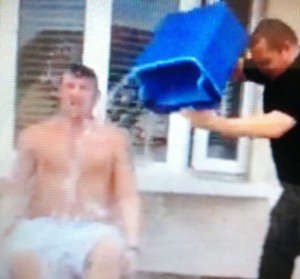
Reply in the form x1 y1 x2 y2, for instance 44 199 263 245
58 114 94 136
70 117 85 128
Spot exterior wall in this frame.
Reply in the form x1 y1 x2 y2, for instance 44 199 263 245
138 193 269 278
266 0 300 40
135 162 277 278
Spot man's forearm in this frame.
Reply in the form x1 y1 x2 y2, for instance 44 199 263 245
204 112 294 139
119 196 141 248
202 115 257 137
187 110 296 139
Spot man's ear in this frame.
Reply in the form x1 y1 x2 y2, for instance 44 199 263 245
282 40 292 52
281 40 296 61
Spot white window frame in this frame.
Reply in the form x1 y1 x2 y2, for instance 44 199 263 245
83 0 113 123
167 0 264 175
191 83 258 174
166 0 202 170
0 0 20 176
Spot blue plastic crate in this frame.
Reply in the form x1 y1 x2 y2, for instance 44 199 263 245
132 2 249 113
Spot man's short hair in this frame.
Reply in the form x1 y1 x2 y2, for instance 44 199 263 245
66 63 98 81
250 18 298 51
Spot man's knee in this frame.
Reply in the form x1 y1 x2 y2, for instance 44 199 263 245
84 237 123 279
91 235 122 259
86 235 123 270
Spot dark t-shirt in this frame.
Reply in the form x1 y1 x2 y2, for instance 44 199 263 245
244 55 300 185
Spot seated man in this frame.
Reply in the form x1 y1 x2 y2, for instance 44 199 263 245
0 64 141 279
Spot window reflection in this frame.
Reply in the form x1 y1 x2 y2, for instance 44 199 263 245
107 0 179 162
16 0 85 133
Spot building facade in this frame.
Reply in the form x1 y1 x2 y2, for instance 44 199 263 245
1 0 299 278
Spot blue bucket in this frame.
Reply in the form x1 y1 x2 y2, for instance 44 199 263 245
132 2 249 113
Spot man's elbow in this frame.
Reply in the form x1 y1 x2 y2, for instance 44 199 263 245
268 130 287 139
267 124 295 139
266 111 296 139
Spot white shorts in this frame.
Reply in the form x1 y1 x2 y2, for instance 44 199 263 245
0 217 124 279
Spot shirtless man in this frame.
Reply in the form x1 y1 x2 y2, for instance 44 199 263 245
0 64 141 279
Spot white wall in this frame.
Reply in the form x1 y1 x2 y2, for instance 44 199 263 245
0 1 19 177
135 163 279 278
266 0 300 40
139 193 269 278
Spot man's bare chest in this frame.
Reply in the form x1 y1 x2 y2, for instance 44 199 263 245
33 131 114 172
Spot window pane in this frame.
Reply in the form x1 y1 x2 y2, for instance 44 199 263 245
107 0 179 162
207 82 242 160
205 0 252 161
16 0 85 132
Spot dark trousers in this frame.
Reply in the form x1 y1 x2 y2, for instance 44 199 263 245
258 182 300 279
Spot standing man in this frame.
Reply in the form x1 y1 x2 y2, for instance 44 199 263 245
0 64 141 279
183 19 300 279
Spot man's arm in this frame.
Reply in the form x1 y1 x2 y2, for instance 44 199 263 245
0 129 36 235
231 58 246 82
182 109 296 139
113 130 141 249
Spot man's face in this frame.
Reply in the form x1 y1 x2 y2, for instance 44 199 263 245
59 73 98 119
251 38 289 79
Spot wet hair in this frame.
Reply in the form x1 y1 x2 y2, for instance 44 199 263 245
61 63 100 97
250 19 298 51
66 63 98 82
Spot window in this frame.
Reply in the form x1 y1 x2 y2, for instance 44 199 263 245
15 0 85 133
190 0 264 176
107 0 180 162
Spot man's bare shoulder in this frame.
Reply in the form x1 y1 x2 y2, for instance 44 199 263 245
94 122 129 141
17 118 58 147
92 123 131 156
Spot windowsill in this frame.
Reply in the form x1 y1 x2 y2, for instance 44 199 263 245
136 161 282 200
0 158 281 200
